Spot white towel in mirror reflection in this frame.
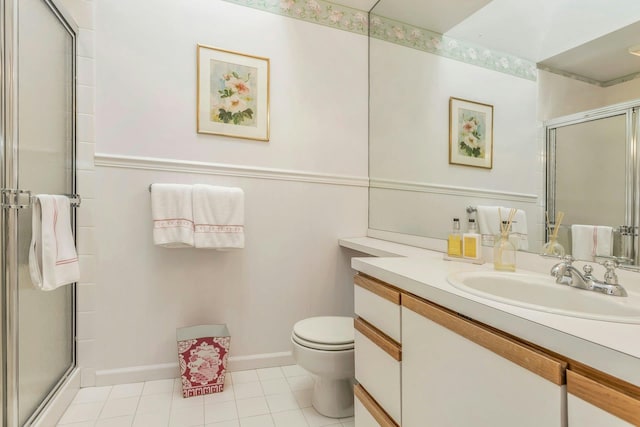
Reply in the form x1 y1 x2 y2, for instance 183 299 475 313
476 206 528 250
571 225 612 261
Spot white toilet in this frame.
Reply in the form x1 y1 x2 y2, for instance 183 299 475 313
291 316 355 418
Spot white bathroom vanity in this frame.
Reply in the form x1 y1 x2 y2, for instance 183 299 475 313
342 237 640 427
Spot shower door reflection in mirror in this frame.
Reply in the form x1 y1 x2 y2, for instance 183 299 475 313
547 111 635 264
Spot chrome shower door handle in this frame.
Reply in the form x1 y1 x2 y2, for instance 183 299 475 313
0 188 32 209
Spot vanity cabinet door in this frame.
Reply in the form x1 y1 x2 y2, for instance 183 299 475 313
567 370 640 426
401 294 567 427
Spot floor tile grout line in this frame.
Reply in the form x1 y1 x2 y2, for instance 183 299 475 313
90 398 108 425
130 393 142 423
230 378 241 427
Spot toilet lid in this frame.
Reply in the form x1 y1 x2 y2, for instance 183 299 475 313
292 316 354 350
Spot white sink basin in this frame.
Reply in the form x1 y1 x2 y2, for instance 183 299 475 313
447 271 640 324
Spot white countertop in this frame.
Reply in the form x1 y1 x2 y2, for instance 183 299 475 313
340 237 640 387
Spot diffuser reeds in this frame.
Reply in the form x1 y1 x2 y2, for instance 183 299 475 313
499 208 517 238
543 211 565 256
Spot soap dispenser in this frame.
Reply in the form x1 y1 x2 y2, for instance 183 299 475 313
447 217 462 257
463 218 482 261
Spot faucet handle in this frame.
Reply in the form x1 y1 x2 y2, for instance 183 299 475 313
561 255 575 265
582 264 594 279
602 260 619 285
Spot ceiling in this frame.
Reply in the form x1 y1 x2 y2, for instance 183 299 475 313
538 20 640 84
340 0 640 86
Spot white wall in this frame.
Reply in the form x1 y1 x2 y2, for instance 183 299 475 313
96 0 366 176
604 77 640 105
537 70 604 121
369 38 541 248
92 0 368 381
538 70 640 121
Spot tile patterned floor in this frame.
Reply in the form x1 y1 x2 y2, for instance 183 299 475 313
57 365 354 427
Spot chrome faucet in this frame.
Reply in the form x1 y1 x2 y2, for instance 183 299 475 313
550 256 628 297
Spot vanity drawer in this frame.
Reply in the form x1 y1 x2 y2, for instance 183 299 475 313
354 317 401 425
354 274 401 343
354 384 399 427
567 370 640 426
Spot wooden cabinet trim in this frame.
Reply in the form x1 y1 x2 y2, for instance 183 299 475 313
355 274 401 305
354 384 399 427
402 293 566 385
568 370 640 425
354 317 401 361
568 362 640 401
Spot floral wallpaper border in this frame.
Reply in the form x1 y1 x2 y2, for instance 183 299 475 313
539 64 640 88
221 0 538 81
222 0 369 35
370 14 537 81
602 71 640 88
538 65 601 86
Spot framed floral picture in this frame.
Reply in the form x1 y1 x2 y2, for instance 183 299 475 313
449 97 493 169
197 44 270 141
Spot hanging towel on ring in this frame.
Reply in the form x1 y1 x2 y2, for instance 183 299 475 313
29 195 80 291
193 184 244 249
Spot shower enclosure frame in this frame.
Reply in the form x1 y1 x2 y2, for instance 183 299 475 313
1 0 78 425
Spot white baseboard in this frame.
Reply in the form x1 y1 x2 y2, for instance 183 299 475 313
31 368 81 427
227 351 294 372
94 351 295 386
94 362 180 387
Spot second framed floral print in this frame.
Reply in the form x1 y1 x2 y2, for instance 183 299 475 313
449 97 493 169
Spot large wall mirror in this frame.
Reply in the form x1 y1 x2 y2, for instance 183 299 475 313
368 0 640 264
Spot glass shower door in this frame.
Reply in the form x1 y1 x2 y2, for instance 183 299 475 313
15 0 77 424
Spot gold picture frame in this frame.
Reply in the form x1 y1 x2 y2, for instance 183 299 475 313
197 44 270 141
449 97 493 169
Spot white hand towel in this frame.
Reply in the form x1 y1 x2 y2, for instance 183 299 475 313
193 184 244 249
29 195 80 291
571 224 613 261
151 184 194 248
476 205 529 250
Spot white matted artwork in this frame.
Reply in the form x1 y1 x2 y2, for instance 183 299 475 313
197 44 270 141
449 97 493 169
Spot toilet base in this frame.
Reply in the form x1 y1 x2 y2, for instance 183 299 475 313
311 376 354 418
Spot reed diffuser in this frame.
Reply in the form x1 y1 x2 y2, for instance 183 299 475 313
542 211 565 257
493 208 517 271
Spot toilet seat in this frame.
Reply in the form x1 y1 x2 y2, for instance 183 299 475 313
292 316 354 351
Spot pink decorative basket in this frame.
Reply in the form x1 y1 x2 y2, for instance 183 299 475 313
177 324 230 398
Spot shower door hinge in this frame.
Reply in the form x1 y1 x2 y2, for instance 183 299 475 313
1 188 32 209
